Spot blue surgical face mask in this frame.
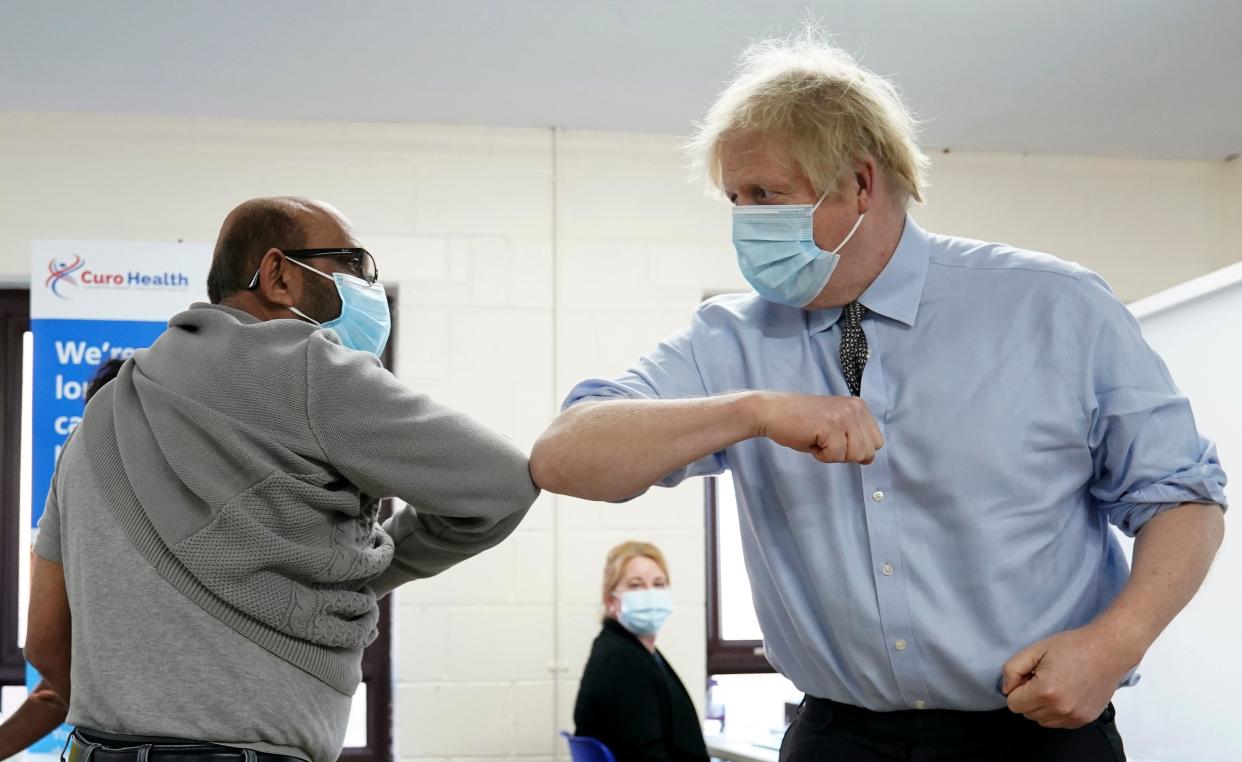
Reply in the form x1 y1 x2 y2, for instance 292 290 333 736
286 258 392 357
732 192 865 308
614 588 674 636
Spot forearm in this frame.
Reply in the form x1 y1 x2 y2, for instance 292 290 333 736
1091 502 1225 663
370 496 532 596
23 650 71 705
0 681 68 758
370 453 538 596
25 556 72 702
530 392 760 501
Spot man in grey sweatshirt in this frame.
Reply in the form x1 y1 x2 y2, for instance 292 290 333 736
25 197 540 762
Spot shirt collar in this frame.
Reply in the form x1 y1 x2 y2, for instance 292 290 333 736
805 215 931 335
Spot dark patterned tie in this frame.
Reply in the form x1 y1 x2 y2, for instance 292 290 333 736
839 301 869 397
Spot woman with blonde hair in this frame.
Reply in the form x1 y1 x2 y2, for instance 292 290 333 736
572 541 706 762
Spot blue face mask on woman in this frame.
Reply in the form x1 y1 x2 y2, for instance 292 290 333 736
286 257 392 357
732 192 865 308
614 588 674 636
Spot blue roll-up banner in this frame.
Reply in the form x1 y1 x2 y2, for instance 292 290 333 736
25 240 208 755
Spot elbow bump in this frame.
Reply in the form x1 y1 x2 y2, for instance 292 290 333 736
528 446 565 494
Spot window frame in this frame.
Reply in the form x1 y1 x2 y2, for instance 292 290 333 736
704 474 774 675
339 521 393 762
1 289 29 685
337 296 397 762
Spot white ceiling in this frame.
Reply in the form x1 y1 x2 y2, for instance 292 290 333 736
2 0 1239 160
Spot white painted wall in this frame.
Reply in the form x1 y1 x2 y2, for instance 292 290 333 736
1115 266 1242 762
917 150 1240 297
2 112 1239 762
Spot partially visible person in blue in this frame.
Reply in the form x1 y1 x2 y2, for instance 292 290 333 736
531 30 1227 762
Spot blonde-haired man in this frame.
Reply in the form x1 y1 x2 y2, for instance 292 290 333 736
534 33 1226 761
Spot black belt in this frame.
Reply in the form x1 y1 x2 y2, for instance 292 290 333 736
800 696 1117 742
66 728 305 762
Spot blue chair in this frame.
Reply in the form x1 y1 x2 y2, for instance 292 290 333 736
560 731 618 762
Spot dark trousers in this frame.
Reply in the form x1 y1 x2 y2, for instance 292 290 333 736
779 697 1126 762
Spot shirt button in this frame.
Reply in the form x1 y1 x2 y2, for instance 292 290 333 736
913 700 927 710
881 564 894 576
872 490 886 502
894 639 907 651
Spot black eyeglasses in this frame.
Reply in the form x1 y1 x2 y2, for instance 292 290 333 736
247 248 379 289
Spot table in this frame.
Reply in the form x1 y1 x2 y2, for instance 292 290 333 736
705 734 781 762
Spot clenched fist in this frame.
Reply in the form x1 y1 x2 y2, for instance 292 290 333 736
752 392 884 464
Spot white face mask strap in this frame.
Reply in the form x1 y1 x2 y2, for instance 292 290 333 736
810 185 866 240
283 256 335 326
287 305 321 326
285 255 336 283
835 212 866 253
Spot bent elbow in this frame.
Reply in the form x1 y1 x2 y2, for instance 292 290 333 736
1207 503 1226 552
529 437 568 495
23 642 45 673
23 640 57 684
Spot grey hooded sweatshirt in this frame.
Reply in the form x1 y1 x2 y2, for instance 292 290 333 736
35 303 539 761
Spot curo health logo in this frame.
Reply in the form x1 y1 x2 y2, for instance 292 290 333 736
45 256 191 300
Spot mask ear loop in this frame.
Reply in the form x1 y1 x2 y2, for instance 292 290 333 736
286 255 336 283
834 212 867 252
809 189 867 254
284 256 336 326
287 305 322 326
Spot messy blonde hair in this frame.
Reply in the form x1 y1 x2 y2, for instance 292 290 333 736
688 28 929 205
602 540 670 604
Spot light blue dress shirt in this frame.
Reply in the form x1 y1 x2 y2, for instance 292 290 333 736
565 217 1227 712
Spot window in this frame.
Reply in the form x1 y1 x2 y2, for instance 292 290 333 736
339 302 397 762
1 290 29 686
340 516 392 762
705 472 772 674
700 289 775 678
705 472 804 738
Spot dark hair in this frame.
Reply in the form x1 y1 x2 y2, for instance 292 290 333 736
206 201 309 303
85 358 125 403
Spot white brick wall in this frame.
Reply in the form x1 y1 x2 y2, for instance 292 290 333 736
2 113 1241 762
914 150 1238 300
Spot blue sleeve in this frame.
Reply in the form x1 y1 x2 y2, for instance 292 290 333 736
1072 272 1228 536
562 315 726 488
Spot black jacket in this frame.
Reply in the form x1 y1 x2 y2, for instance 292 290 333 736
573 618 708 762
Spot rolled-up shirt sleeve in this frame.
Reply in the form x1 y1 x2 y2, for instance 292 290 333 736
562 312 726 488
1071 271 1228 536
